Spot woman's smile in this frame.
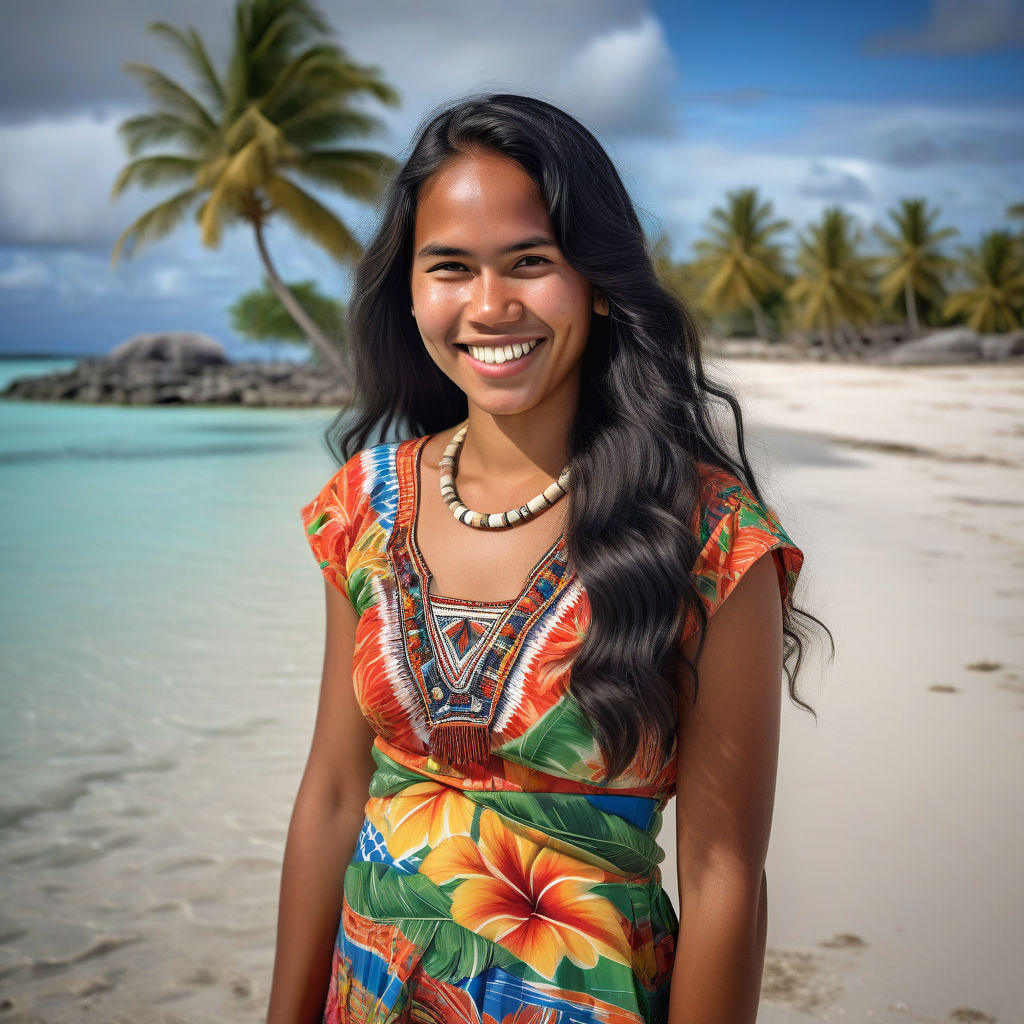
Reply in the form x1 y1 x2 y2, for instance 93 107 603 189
457 336 548 376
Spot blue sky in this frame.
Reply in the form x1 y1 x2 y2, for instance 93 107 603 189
0 0 1020 357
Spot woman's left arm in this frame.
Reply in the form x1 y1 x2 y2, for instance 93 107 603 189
668 549 785 1024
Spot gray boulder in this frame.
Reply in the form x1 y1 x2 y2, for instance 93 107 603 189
108 331 227 372
980 329 1024 360
882 328 983 365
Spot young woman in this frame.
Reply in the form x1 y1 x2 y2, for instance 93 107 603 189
266 92 829 1024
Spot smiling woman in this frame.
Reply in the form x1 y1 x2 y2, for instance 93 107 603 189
410 150 607 400
266 92 830 1024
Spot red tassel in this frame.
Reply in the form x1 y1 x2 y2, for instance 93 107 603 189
429 721 490 770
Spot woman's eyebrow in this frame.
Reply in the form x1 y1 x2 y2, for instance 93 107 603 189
415 235 558 259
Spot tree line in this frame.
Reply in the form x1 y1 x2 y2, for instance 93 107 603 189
653 190 1024 358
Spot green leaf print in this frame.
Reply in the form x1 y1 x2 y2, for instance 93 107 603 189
469 790 665 878
344 860 452 923
420 920 496 982
495 694 599 776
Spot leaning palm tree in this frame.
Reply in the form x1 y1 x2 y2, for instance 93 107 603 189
943 230 1024 332
872 198 958 339
110 0 399 376
786 207 878 360
689 187 791 341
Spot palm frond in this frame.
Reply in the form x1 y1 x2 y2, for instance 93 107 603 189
148 21 226 109
118 112 217 157
276 99 387 145
111 154 202 198
111 186 203 265
121 61 218 131
265 174 362 263
289 148 396 201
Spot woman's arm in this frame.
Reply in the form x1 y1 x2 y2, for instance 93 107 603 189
266 580 379 1024
668 550 785 1024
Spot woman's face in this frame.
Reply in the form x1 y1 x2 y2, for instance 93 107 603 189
409 148 607 420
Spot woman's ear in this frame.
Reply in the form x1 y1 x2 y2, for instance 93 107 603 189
592 288 610 316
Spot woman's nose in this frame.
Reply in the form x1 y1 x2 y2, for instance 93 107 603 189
469 268 523 326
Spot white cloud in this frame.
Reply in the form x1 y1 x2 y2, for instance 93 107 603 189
148 266 185 298
334 1 676 146
616 99 1015 262
0 254 51 290
0 111 152 246
557 14 678 136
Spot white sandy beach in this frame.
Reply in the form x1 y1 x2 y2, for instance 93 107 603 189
692 357 1024 1022
0 357 1021 1023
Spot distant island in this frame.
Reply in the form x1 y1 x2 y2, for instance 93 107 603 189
1 331 352 408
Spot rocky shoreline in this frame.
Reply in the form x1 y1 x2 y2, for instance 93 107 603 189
2 326 1022 409
2 355 352 408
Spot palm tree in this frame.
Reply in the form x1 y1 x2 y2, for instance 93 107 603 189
110 0 399 377
786 207 878 360
943 230 1024 332
872 198 958 339
690 187 791 341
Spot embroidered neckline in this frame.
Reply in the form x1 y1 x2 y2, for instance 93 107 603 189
385 433 576 771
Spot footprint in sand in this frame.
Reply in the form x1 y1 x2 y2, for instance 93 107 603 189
929 685 959 694
966 660 1003 672
820 932 867 949
760 947 844 1011
949 1009 996 1023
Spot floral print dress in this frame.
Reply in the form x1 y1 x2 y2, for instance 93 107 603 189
299 433 803 1024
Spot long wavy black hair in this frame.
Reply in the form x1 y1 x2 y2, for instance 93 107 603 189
325 91 834 784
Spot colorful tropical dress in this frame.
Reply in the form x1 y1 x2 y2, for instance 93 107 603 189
299 432 803 1024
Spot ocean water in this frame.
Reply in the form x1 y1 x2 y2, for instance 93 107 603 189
0 361 359 1020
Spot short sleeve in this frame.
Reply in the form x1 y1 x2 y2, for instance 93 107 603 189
690 481 804 622
299 459 359 599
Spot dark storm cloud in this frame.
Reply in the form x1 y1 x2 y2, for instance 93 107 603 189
0 1 236 121
862 0 1024 56
1 0 659 124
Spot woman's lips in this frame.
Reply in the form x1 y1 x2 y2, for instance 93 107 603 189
459 337 547 378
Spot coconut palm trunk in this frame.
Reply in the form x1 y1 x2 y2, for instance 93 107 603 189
904 276 920 339
749 294 773 342
253 220 346 376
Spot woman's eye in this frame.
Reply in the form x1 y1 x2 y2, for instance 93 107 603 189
517 255 549 268
431 262 466 272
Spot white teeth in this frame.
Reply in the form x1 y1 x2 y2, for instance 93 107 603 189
467 338 541 364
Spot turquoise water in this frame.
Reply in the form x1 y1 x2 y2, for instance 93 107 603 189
0 362 361 1019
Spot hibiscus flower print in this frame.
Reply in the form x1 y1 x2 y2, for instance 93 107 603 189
419 808 631 980
367 780 476 861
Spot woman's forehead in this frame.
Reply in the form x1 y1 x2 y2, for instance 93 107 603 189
414 151 552 242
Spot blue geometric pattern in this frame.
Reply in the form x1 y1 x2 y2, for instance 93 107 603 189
353 815 420 874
